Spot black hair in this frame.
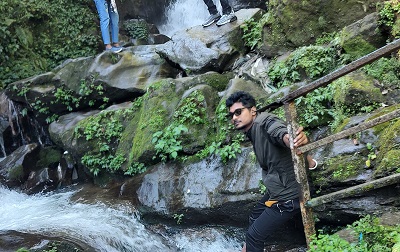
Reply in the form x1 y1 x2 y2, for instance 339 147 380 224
225 91 256 109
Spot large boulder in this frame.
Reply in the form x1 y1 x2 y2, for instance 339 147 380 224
260 0 383 57
339 12 387 59
5 47 180 123
156 8 264 74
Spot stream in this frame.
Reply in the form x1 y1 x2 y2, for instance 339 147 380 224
0 185 243 251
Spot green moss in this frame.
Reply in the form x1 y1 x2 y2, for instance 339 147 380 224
227 27 247 55
333 117 351 134
367 104 400 135
391 18 400 38
340 34 376 59
200 73 234 92
311 154 365 187
376 119 400 161
332 73 383 110
374 149 400 178
8 165 24 181
128 80 180 163
262 13 289 50
36 147 61 169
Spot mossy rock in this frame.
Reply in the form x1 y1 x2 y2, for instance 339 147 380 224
311 154 366 188
127 80 181 164
178 86 220 153
8 165 25 182
340 34 376 60
332 72 384 110
338 12 385 60
367 104 400 135
35 147 62 170
333 117 351 134
376 119 400 162
181 72 234 92
261 0 381 54
373 149 400 178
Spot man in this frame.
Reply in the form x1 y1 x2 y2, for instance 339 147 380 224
225 91 317 252
202 0 237 27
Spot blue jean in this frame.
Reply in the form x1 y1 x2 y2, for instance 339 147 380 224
246 194 301 252
94 0 119 45
203 0 233 15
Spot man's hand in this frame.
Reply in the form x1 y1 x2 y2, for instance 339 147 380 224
293 126 308 148
283 126 309 154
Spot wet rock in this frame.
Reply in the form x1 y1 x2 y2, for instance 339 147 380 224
156 9 264 74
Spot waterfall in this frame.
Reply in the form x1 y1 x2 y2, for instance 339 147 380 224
0 92 53 159
0 185 242 251
158 0 221 37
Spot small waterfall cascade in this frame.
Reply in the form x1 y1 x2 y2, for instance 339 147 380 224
158 0 220 37
0 185 243 251
0 92 52 159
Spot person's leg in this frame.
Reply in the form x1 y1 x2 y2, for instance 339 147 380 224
94 0 111 46
108 3 120 46
246 199 301 252
219 0 233 14
203 0 218 15
241 193 269 252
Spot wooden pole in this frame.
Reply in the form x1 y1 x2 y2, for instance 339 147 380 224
258 38 400 113
306 173 400 208
284 102 316 247
298 109 400 154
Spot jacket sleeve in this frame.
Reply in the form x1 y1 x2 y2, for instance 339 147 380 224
260 113 288 147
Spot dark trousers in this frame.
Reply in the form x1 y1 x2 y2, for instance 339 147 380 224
203 0 232 15
246 194 301 252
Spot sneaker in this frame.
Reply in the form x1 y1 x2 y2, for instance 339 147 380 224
106 46 123 53
216 12 237 26
202 13 221 27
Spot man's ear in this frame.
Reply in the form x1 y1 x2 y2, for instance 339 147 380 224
251 107 257 115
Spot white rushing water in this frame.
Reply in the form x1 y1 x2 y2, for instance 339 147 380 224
0 185 242 252
158 0 222 37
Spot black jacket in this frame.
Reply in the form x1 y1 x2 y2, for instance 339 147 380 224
246 112 299 201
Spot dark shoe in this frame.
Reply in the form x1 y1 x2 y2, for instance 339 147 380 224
216 12 237 26
202 13 221 27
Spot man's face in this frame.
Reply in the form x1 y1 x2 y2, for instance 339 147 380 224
227 102 256 131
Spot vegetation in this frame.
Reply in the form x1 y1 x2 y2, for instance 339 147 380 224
173 213 184 224
195 101 244 163
309 215 400 252
74 108 130 176
241 13 269 49
152 124 188 162
0 0 99 89
123 19 149 40
377 0 400 28
265 45 339 128
363 57 400 89
268 46 338 88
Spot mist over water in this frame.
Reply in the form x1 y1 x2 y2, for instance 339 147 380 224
0 185 242 251
158 0 222 37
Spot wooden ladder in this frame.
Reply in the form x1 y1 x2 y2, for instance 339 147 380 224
258 38 400 247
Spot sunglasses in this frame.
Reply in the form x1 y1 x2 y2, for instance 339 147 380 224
226 107 248 119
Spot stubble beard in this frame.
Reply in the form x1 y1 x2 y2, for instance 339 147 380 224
234 121 246 131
